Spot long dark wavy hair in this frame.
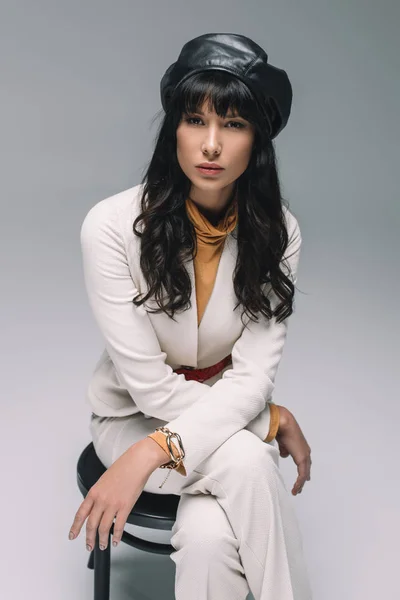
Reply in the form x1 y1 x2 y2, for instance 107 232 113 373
132 70 296 326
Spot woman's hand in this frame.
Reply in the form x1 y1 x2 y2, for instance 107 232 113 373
68 438 168 551
276 406 312 497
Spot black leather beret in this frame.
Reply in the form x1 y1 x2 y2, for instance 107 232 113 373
160 32 293 139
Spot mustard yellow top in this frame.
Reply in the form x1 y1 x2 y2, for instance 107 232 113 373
147 195 280 474
185 194 238 324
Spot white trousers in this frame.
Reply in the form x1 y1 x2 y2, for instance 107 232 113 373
90 412 312 600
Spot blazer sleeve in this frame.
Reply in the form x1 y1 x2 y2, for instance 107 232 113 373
148 401 280 476
80 199 301 476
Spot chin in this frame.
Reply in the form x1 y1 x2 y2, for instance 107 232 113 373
193 172 230 186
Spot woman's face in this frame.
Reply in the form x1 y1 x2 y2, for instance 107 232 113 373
176 100 255 196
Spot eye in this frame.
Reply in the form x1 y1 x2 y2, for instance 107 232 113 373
185 117 203 125
183 116 246 129
226 121 245 129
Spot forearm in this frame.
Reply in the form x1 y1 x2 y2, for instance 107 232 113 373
138 403 288 479
147 391 280 445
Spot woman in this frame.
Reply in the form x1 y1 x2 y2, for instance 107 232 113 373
69 33 313 599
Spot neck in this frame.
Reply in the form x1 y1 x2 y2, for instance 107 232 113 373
188 184 237 225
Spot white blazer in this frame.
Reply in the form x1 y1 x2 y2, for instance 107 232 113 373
80 184 302 477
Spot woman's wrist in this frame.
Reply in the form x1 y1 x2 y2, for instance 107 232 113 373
276 405 292 433
130 437 170 474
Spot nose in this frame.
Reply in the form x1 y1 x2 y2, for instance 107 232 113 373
201 125 221 156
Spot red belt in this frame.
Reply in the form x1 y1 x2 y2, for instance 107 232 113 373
173 354 232 383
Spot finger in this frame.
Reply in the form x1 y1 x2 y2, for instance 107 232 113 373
292 478 304 495
98 507 118 550
112 506 131 547
86 504 105 552
69 496 95 539
293 459 309 494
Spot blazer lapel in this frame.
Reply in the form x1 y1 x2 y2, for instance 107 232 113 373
175 258 199 368
146 228 240 370
197 228 243 366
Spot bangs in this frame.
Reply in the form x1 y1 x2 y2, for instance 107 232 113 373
173 70 257 122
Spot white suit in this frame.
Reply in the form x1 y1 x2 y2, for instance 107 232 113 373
82 184 312 599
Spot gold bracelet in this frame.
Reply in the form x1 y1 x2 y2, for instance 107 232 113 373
154 426 185 470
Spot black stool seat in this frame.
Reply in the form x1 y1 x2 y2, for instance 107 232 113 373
76 442 181 600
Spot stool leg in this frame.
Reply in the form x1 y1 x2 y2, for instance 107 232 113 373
87 549 95 570
93 530 111 600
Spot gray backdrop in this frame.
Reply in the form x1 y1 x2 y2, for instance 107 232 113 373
1 1 398 599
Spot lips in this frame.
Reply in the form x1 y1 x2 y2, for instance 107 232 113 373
195 166 224 176
196 163 224 170
198 167 222 171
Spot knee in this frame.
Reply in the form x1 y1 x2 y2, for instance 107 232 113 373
171 524 235 564
219 429 279 479
170 496 238 563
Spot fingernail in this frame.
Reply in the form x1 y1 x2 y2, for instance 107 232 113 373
68 531 75 540
86 544 92 551
99 544 106 551
112 540 118 547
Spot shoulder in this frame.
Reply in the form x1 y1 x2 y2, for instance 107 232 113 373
80 183 144 241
